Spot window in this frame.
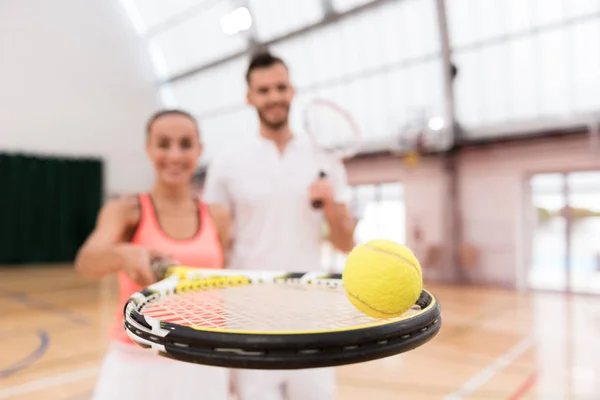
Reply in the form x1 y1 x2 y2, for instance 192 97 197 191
449 0 600 132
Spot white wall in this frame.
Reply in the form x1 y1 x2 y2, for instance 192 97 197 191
0 0 161 195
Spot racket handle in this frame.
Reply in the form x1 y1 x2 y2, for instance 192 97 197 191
151 257 178 281
311 171 327 209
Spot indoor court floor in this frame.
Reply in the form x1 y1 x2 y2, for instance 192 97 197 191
1 265 599 400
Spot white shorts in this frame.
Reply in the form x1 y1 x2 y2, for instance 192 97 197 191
232 368 336 400
93 341 231 400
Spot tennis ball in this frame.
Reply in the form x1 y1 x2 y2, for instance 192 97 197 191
342 239 422 319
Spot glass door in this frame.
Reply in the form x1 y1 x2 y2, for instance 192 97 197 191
528 171 600 294
528 173 568 291
566 171 600 294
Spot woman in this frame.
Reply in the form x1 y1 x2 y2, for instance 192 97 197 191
75 109 231 400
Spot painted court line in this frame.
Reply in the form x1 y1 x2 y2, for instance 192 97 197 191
507 371 537 400
2 290 90 326
0 330 49 379
0 367 98 399
443 335 534 400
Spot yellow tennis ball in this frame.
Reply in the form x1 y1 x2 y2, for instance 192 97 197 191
342 239 423 319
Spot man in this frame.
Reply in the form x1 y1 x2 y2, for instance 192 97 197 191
203 51 356 400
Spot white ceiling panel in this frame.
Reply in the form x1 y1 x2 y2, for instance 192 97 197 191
248 0 324 41
148 2 248 78
129 0 210 32
169 56 249 115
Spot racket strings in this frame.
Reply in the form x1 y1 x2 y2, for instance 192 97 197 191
141 283 421 332
144 289 227 327
305 103 360 158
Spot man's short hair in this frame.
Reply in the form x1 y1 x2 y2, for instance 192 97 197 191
245 51 287 83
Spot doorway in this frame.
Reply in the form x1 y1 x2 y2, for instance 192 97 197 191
528 171 600 294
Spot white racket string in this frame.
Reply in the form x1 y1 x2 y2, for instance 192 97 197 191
304 99 361 161
140 283 420 332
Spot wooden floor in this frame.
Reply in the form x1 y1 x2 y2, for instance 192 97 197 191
1 265 599 400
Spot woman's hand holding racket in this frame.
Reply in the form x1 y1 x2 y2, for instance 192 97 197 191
114 244 175 286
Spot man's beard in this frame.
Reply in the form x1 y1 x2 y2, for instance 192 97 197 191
257 108 289 130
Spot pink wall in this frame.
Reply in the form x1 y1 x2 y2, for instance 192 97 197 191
345 135 600 288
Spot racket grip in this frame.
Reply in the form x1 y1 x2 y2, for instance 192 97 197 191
311 171 327 209
151 257 178 281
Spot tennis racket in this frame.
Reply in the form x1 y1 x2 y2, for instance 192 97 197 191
123 261 442 370
303 98 362 209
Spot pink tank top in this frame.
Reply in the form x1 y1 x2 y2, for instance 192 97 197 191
109 193 223 345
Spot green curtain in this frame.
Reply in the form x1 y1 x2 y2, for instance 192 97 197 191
0 152 103 265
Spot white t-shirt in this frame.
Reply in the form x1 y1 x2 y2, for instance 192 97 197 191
203 134 350 272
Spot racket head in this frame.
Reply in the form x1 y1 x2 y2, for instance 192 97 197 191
303 98 362 160
124 267 442 370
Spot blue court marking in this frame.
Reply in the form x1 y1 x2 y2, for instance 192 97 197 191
0 330 49 379
0 285 92 380
0 288 90 326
